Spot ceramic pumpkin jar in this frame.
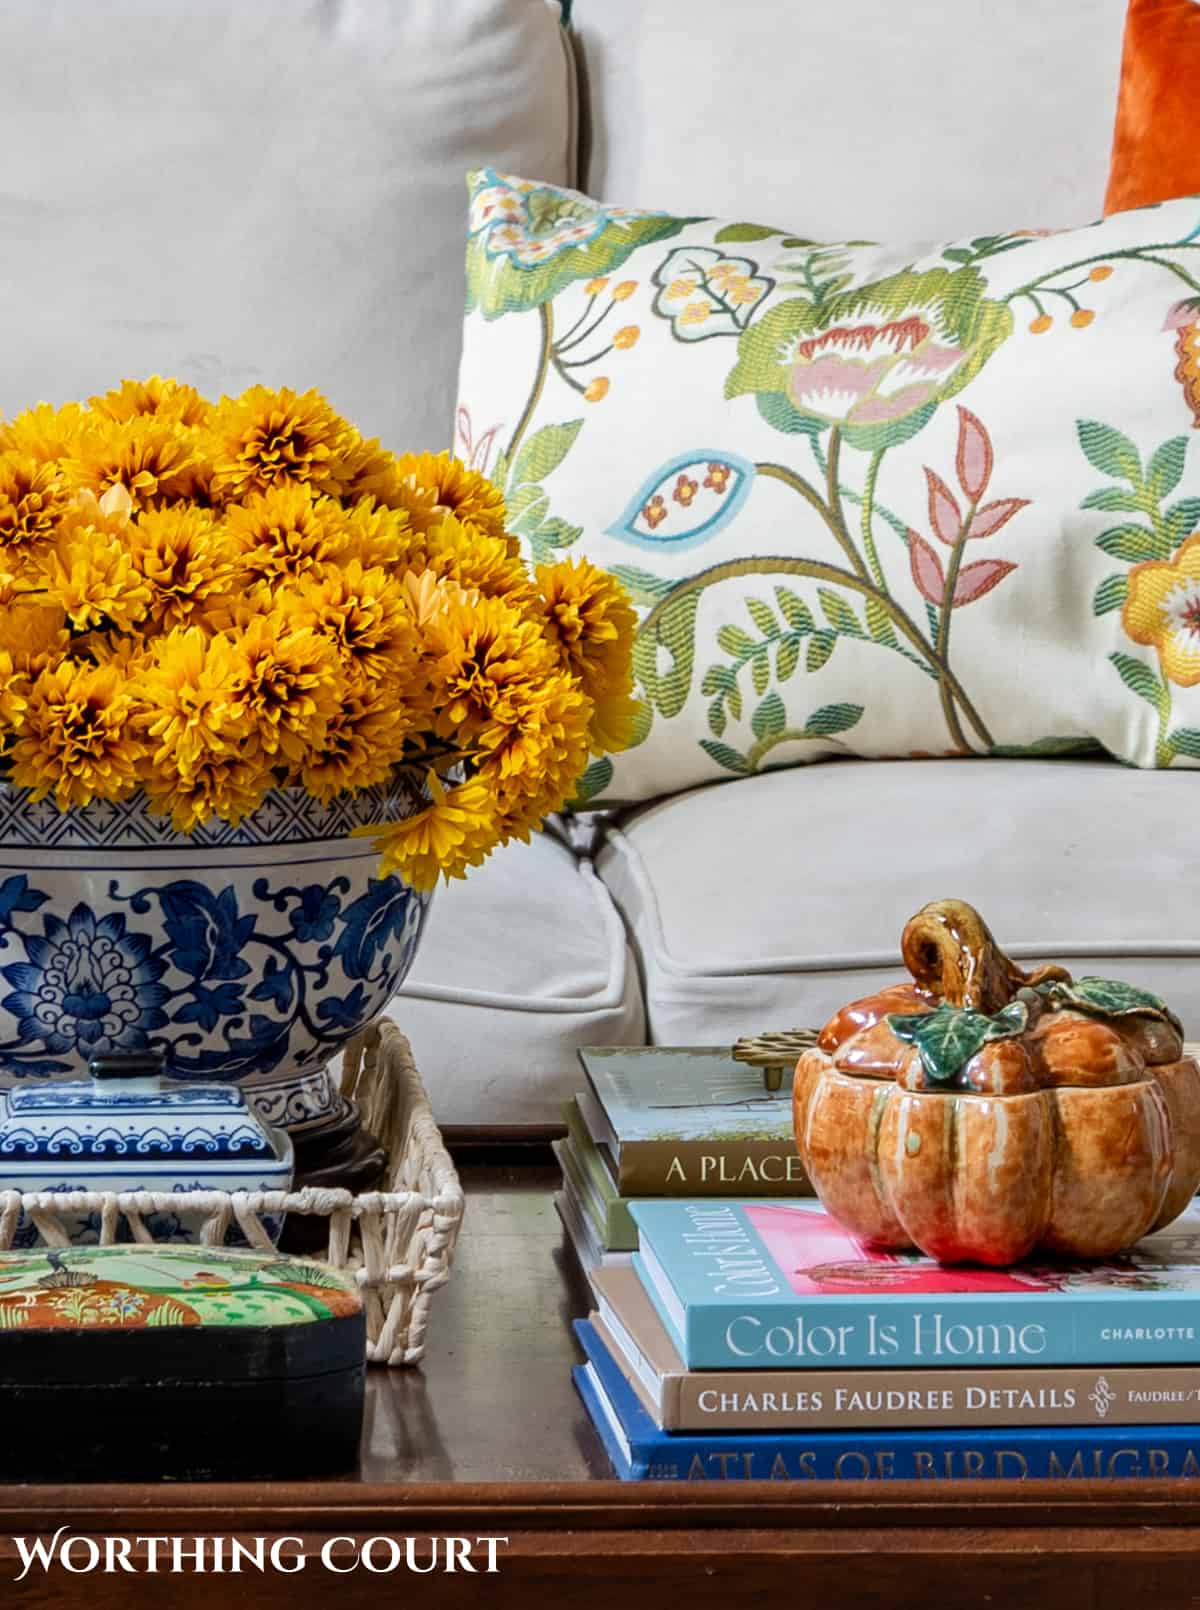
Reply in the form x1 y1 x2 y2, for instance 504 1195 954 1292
793 900 1200 1266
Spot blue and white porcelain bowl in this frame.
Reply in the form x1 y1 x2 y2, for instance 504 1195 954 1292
0 1051 294 1245
0 779 432 1133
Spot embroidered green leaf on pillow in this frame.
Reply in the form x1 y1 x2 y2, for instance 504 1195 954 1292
457 169 1200 802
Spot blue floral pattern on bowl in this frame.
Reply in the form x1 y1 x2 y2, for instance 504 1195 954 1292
0 779 431 1129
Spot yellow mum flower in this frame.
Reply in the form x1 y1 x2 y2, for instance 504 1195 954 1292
416 513 533 605
422 590 558 748
207 386 355 503
0 597 70 677
143 754 271 834
127 505 239 630
337 497 412 571
223 482 345 585
1123 533 1200 686
368 772 497 892
0 402 86 463
0 454 72 563
225 612 346 768
536 556 639 749
294 560 420 684
136 626 248 777
36 519 153 635
389 451 508 541
478 675 593 828
299 671 409 803
9 661 145 809
0 649 26 732
90 376 210 427
338 432 402 506
65 415 199 510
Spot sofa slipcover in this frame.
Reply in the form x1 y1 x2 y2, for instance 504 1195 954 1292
595 759 1200 1048
391 828 645 1126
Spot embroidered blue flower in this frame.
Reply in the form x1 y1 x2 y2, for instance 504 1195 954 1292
1 905 169 1058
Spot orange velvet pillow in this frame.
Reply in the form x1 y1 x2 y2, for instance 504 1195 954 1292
1106 0 1200 214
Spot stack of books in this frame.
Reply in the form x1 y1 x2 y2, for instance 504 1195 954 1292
554 1046 808 1281
567 1117 1200 1480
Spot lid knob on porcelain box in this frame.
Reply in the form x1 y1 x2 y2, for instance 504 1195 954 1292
87 1050 166 1087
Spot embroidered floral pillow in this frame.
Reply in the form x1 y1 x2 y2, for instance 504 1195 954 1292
456 171 1200 802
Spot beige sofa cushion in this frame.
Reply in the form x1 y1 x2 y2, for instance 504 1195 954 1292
577 0 1125 237
0 0 574 450
389 829 645 1127
595 759 1200 1045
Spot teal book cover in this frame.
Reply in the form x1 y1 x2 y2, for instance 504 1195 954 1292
630 1197 1200 1370
577 1047 809 1196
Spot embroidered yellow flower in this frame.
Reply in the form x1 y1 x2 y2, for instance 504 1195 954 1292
9 662 145 809
207 386 355 502
1123 533 1200 686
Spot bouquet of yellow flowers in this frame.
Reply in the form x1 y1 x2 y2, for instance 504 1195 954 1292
0 379 637 891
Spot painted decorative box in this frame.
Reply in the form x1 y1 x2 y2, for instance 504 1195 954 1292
0 1052 294 1245
0 1245 365 1479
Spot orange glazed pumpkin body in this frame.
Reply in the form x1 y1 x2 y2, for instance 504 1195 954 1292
792 901 1200 1267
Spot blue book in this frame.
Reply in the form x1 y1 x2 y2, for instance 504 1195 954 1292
629 1197 1200 1369
573 1318 1200 1482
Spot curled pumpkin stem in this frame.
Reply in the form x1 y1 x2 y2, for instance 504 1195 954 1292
900 899 1071 1013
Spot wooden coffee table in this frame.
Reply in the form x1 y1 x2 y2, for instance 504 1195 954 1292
4 1150 1200 1607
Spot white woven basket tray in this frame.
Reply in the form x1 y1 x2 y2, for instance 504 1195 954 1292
0 1021 465 1367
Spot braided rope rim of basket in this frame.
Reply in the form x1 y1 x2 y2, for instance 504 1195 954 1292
0 1020 465 1368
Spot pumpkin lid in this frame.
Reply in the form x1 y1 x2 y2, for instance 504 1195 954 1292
820 901 1184 1095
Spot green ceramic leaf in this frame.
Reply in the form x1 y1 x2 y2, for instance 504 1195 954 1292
1077 420 1142 485
1093 573 1129 615
1036 976 1170 1017
887 1000 1030 1087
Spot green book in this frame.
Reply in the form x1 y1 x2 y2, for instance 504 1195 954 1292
560 1100 639 1250
577 1046 811 1198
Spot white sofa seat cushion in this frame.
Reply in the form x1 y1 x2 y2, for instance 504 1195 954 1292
0 0 575 450
595 760 1200 1045
388 829 644 1126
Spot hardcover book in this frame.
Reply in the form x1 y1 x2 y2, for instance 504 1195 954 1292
578 1046 810 1197
629 1198 1200 1370
561 1100 638 1250
573 1319 1200 1483
590 1265 1200 1432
